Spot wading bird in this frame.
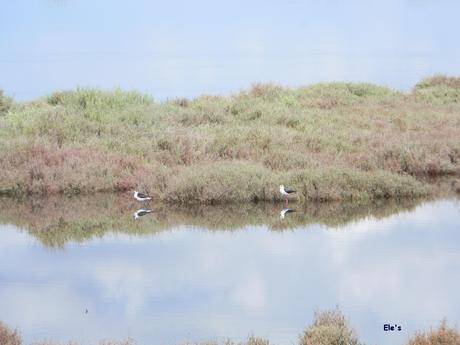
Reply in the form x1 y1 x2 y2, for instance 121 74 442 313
134 208 154 219
280 185 296 205
134 191 152 202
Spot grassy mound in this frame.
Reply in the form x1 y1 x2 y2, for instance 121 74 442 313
0 90 13 116
413 75 460 104
1 76 459 203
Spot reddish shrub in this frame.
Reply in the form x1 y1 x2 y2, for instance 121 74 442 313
0 322 22 345
407 320 460 345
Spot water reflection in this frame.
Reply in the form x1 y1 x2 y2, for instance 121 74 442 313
133 208 154 220
0 197 459 345
280 208 296 220
0 195 431 248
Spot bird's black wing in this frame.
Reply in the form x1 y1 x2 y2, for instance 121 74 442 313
137 192 151 198
285 187 296 194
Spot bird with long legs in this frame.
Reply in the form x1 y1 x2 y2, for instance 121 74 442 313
133 191 152 202
280 185 296 205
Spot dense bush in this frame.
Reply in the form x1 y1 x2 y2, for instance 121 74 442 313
413 75 460 104
406 320 460 345
299 308 363 345
0 322 21 345
0 90 13 116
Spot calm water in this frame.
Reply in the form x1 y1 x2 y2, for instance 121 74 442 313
0 196 459 345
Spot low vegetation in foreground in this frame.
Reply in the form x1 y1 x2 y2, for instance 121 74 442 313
1 75 459 204
407 320 460 345
1 308 459 345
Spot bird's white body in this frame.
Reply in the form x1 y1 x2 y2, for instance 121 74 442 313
134 191 152 202
280 185 296 205
280 185 295 196
280 185 289 196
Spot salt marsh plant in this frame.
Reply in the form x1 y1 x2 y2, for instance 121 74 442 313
299 307 362 345
1 312 460 345
0 76 459 203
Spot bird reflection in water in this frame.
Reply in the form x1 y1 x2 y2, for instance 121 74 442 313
280 208 296 220
134 208 154 220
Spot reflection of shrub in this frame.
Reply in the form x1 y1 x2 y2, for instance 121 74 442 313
300 308 363 345
407 320 460 345
0 321 22 345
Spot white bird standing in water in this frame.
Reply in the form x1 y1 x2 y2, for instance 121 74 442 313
134 208 154 219
280 185 296 205
134 191 152 202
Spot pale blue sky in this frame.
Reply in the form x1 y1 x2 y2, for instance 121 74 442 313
1 0 459 100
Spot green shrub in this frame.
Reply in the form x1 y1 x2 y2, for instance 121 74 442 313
413 75 460 104
0 77 459 201
414 75 460 90
0 90 13 116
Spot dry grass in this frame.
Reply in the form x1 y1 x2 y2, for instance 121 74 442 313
299 307 362 345
1 76 459 203
406 320 460 345
0 321 135 345
0 322 21 345
30 341 134 345
0 90 13 116
3 313 460 345
183 335 270 345
1 320 135 345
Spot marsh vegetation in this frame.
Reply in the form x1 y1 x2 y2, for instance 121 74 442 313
1 309 459 345
0 76 459 204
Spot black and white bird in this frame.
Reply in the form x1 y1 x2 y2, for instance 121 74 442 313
134 208 154 219
280 185 296 205
280 208 296 220
134 191 152 202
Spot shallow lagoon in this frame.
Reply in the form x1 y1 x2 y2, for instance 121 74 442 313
0 196 459 345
